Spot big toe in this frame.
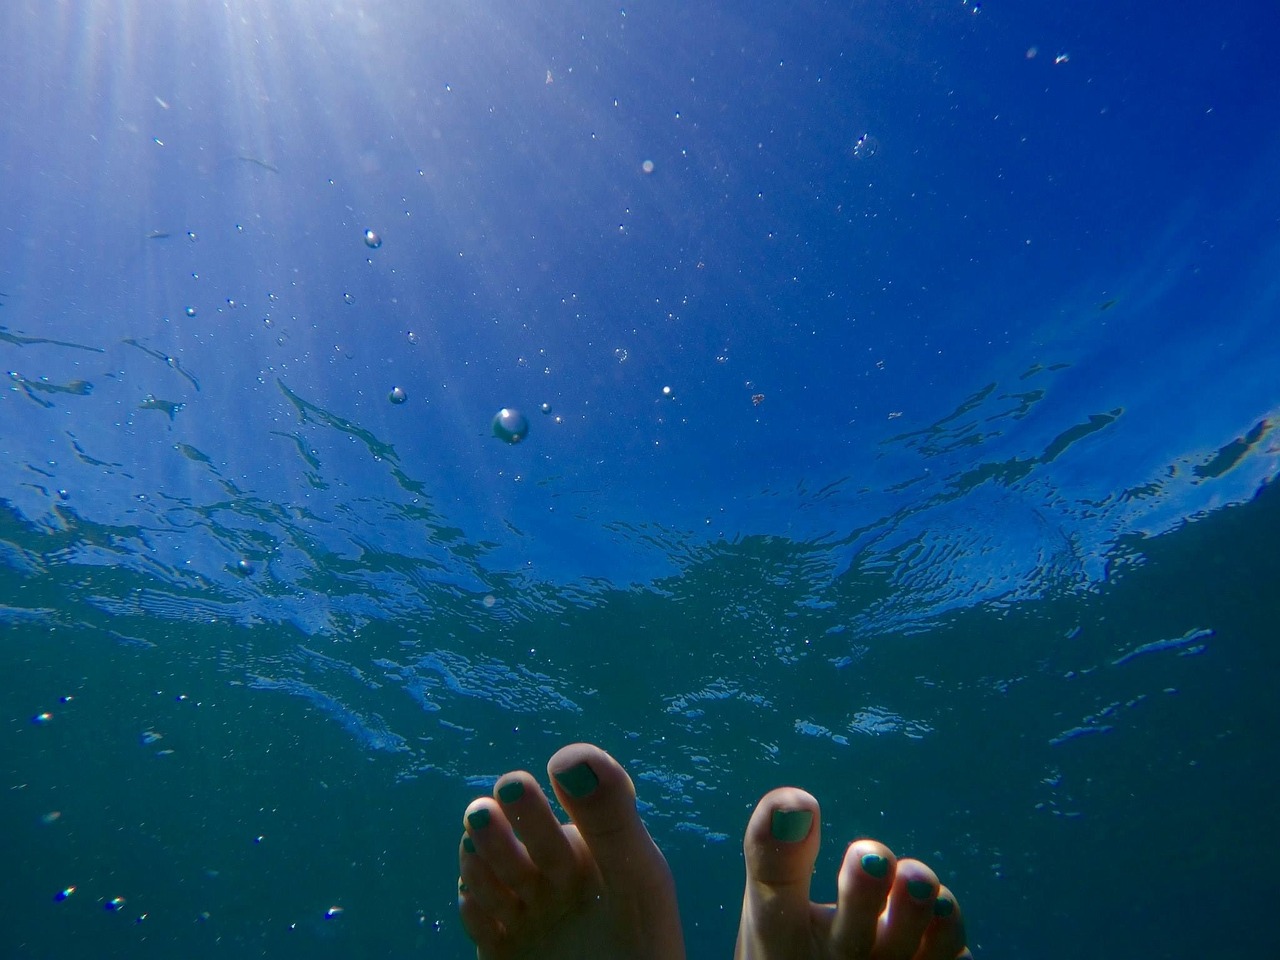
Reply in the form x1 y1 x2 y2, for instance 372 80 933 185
546 744 674 897
736 787 823 957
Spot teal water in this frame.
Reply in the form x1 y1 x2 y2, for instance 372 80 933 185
4 457 1277 957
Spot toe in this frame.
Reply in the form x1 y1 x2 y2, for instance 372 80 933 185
830 839 896 956
876 858 940 960
735 786 822 958
912 883 969 960
459 830 522 938
545 743 660 895
464 798 543 897
493 770 584 893
458 875 505 956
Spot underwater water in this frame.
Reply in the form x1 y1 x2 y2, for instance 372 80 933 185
2 0 1278 957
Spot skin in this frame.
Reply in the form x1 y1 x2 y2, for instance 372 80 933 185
735 786 972 960
458 743 971 960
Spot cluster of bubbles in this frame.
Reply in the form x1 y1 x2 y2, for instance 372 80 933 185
359 228 548 446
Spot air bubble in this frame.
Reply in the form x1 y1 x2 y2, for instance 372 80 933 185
852 133 879 159
492 408 529 444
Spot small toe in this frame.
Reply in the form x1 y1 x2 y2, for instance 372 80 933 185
459 830 522 932
464 798 543 898
876 858 941 960
458 882 505 956
913 883 969 960
493 770 583 893
830 838 897 956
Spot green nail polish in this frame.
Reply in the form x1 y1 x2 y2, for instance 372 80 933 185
860 853 889 878
462 835 476 854
906 879 934 901
553 761 599 798
770 809 813 843
934 896 955 918
467 808 491 830
498 780 525 804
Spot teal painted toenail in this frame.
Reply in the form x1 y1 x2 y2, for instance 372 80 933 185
467 808 491 830
770 809 813 843
553 761 600 798
934 896 955 917
860 853 889 878
906 879 934 901
498 780 525 804
462 835 476 854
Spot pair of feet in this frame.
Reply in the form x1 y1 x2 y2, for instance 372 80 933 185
458 743 971 959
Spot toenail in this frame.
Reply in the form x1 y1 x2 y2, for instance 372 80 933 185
498 780 525 804
462 835 476 854
906 879 935 901
770 809 814 843
934 896 955 918
553 761 600 798
467 808 492 831
860 853 890 878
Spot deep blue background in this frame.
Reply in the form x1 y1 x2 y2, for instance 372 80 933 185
2 1 1278 957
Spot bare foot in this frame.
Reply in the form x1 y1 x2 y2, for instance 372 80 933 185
457 742 686 960
735 787 971 960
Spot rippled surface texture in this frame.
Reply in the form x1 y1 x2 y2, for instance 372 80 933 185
2 0 1278 957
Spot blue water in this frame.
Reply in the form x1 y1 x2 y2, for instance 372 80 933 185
2 1 1277 957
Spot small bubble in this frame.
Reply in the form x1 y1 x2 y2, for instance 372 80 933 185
185 307 197 317
389 386 408 404
325 906 344 919
641 159 654 174
105 897 126 912
187 231 197 242
363 229 382 249
343 293 355 305
540 402 552 415
852 133 879 159
235 559 255 576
